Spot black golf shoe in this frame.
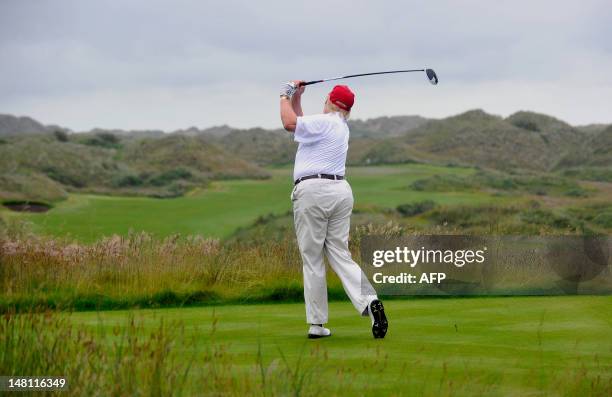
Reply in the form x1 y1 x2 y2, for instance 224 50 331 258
368 300 388 339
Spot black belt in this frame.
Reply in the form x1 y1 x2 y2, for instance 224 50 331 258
294 174 344 185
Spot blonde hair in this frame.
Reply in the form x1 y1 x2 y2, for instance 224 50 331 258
324 99 351 120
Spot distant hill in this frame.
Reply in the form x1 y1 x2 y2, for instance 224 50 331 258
174 125 233 137
348 115 430 138
0 113 239 139
575 124 609 135
0 132 268 202
85 128 165 139
213 111 605 172
215 128 296 166
589 126 612 166
348 110 590 171
506 110 575 133
210 116 431 166
0 135 120 201
0 114 52 136
170 116 429 142
120 135 268 180
1 110 609 202
176 116 430 139
558 124 612 169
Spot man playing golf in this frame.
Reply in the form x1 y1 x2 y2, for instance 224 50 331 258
279 81 388 339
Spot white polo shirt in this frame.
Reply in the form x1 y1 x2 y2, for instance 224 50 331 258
293 112 349 181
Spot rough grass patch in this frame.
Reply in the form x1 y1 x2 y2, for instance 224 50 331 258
397 200 437 217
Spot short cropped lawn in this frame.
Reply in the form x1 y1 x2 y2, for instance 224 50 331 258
68 296 611 396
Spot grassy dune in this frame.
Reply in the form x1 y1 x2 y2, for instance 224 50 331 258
2 297 610 396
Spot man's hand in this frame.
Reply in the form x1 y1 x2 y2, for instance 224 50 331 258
280 80 305 99
292 80 305 96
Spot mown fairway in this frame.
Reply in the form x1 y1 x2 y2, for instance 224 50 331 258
5 164 501 242
67 296 611 396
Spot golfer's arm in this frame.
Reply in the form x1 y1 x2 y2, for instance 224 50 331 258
291 94 304 117
280 98 297 132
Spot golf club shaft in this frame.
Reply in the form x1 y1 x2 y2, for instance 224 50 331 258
300 69 425 86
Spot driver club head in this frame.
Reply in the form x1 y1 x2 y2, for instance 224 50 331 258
425 68 438 85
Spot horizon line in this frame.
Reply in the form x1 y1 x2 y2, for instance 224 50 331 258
1 108 610 134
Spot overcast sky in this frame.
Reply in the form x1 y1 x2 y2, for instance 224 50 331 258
1 0 611 131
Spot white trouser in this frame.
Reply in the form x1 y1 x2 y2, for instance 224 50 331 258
291 178 378 324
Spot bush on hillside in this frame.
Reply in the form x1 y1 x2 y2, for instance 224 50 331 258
561 167 612 183
83 132 121 149
43 166 86 188
428 205 518 228
564 188 589 197
565 203 612 230
411 175 478 192
593 213 612 228
53 130 69 142
396 200 436 217
0 172 68 202
520 209 576 230
149 168 192 186
362 141 417 165
511 119 540 132
113 174 145 187
410 171 582 196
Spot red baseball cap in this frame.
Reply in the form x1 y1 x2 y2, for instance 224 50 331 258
329 85 355 111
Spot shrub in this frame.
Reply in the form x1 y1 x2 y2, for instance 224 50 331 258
43 166 85 188
511 119 540 132
397 200 436 217
521 209 576 229
149 168 192 186
166 181 192 197
564 188 589 197
53 130 69 142
83 132 120 149
561 167 612 183
428 205 517 228
113 174 144 187
411 175 475 191
593 212 612 228
362 141 417 165
564 203 612 231
410 171 582 197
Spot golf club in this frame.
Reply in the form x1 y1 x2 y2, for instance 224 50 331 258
299 68 439 86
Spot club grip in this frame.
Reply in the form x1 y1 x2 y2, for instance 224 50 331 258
300 80 322 86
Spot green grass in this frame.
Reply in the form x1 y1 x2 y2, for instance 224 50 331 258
4 164 503 242
23 296 611 396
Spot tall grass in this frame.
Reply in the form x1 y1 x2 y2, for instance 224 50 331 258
0 231 312 312
1 217 417 312
2 215 608 312
0 310 194 396
0 310 363 396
